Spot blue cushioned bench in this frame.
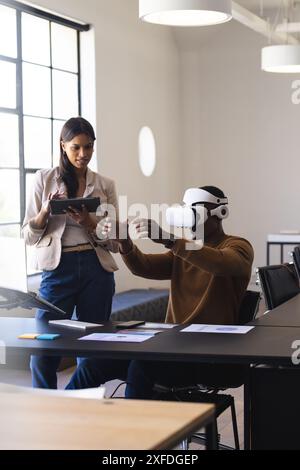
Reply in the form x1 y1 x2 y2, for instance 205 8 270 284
111 289 169 323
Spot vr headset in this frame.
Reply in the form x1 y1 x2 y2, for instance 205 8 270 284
166 188 229 228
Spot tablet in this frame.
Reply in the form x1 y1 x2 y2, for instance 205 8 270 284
50 197 100 215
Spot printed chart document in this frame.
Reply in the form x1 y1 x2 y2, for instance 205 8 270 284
181 324 254 334
138 322 177 329
79 333 154 343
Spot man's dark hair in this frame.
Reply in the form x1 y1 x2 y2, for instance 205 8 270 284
199 186 225 199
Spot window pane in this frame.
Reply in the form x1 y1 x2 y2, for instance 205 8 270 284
0 61 16 109
52 119 64 167
52 70 78 120
0 5 17 58
0 113 19 168
23 63 51 117
0 170 20 223
22 13 50 66
24 117 51 168
51 23 78 73
0 224 20 238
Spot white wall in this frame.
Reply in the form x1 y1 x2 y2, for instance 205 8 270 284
175 20 300 270
19 1 297 288
27 0 182 291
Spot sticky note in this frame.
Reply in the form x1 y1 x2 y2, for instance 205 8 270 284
36 334 60 340
18 333 39 340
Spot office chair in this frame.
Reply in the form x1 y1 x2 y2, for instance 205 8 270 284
257 263 300 311
291 247 300 281
152 290 261 450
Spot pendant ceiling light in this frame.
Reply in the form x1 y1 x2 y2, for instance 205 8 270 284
261 0 300 73
139 0 232 27
262 45 300 73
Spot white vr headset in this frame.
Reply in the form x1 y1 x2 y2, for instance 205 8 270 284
166 188 229 228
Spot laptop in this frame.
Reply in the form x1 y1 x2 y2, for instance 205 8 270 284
0 237 66 316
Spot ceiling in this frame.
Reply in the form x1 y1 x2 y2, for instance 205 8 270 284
238 0 286 9
236 0 300 22
174 1 300 48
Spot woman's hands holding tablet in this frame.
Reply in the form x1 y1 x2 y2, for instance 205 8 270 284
30 190 66 231
66 204 92 228
42 190 66 216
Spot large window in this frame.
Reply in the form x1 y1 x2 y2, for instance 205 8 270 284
0 0 89 243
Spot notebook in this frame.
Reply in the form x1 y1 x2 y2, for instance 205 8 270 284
49 319 102 330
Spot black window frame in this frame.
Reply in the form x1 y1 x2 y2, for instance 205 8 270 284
0 0 90 232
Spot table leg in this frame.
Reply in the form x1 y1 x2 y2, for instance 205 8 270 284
244 369 251 450
205 420 218 450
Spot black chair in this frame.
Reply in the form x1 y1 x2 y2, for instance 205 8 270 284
257 263 300 311
292 247 300 281
237 289 261 325
152 290 261 450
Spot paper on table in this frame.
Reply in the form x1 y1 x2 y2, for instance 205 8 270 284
181 324 254 334
138 322 177 329
79 333 154 342
117 329 162 335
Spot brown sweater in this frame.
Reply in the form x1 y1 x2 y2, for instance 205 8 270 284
121 235 254 325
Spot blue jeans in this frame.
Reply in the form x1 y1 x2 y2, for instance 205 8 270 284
125 360 247 398
65 357 147 398
65 358 246 397
65 358 130 391
30 250 115 389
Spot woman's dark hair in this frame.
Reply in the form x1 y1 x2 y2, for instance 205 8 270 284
59 117 96 197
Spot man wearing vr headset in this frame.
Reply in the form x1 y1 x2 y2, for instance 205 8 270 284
66 186 253 394
120 185 253 326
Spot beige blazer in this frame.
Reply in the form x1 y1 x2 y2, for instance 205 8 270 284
22 167 119 272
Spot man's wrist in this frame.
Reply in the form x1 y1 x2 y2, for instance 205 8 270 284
163 235 176 249
119 239 133 255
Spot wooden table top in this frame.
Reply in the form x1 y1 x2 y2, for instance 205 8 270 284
0 392 215 450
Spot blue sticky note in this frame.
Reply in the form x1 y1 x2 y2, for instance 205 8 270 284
37 334 60 340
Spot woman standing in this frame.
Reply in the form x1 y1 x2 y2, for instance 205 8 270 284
22 117 118 389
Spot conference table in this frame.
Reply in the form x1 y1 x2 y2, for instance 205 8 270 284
1 303 300 449
0 317 298 366
0 391 215 450
250 293 300 327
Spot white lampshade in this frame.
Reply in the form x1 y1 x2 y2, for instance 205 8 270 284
139 0 232 27
262 45 300 73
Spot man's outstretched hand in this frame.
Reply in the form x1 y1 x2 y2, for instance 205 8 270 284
96 217 133 254
96 217 175 252
132 218 175 248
